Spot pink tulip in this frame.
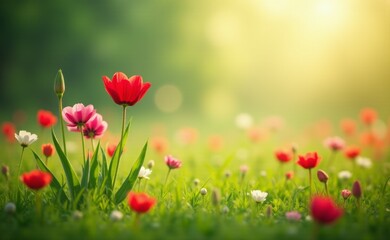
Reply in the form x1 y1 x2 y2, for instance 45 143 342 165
83 114 108 139
62 103 96 132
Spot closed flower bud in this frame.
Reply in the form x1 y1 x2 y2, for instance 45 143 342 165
4 202 16 214
266 205 273 218
72 210 83 220
147 160 155 169
194 178 200 186
54 69 65 97
317 170 329 183
221 205 229 214
2 165 9 177
211 188 221 206
352 180 362 199
200 188 207 196
341 189 352 200
110 210 123 222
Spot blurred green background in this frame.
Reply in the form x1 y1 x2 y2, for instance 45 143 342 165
1 0 389 130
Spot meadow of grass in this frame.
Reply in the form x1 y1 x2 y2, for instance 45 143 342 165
0 74 389 240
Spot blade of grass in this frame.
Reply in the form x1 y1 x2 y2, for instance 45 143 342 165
114 141 148 204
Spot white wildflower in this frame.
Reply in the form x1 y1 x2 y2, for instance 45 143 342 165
251 190 268 203
338 170 352 180
138 166 152 179
356 156 372 169
14 130 38 147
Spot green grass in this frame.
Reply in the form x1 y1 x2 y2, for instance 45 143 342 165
0 122 390 240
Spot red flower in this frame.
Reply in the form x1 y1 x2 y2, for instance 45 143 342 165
1 122 16 143
37 110 57 128
285 171 294 180
340 119 356 136
360 108 377 126
151 136 168 154
107 143 118 157
102 72 151 107
21 170 52 190
297 152 320 169
344 146 360 159
352 180 362 199
275 150 292 163
310 196 343 225
128 192 156 214
42 143 55 158
165 155 182 169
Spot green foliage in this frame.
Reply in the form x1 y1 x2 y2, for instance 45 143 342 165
52 129 81 200
114 141 148 204
106 121 131 192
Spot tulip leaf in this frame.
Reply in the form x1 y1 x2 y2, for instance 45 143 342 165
107 120 131 192
81 154 90 190
114 141 148 205
51 129 81 200
31 149 69 202
88 141 101 189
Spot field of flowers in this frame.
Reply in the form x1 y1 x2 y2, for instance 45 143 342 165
0 70 389 240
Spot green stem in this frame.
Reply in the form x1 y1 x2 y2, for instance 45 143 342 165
36 191 42 224
121 105 127 140
164 169 171 187
324 182 329 196
58 96 67 156
309 169 312 198
17 147 26 179
91 139 95 153
79 126 86 163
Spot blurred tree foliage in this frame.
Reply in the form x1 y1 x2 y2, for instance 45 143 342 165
0 0 205 115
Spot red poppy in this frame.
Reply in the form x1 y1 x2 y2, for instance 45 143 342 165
21 170 52 190
37 110 57 128
1 122 16 143
340 119 356 136
102 72 151 107
297 152 320 169
344 146 360 159
42 143 55 158
360 108 377 126
128 192 156 214
310 196 343 225
275 150 292 163
285 171 294 180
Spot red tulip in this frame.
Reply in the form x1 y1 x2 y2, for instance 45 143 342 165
37 110 57 128
102 72 151 107
275 149 292 163
297 152 320 169
310 196 343 225
360 108 377 126
21 170 52 190
42 143 55 158
344 146 360 160
1 122 16 143
128 192 156 214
